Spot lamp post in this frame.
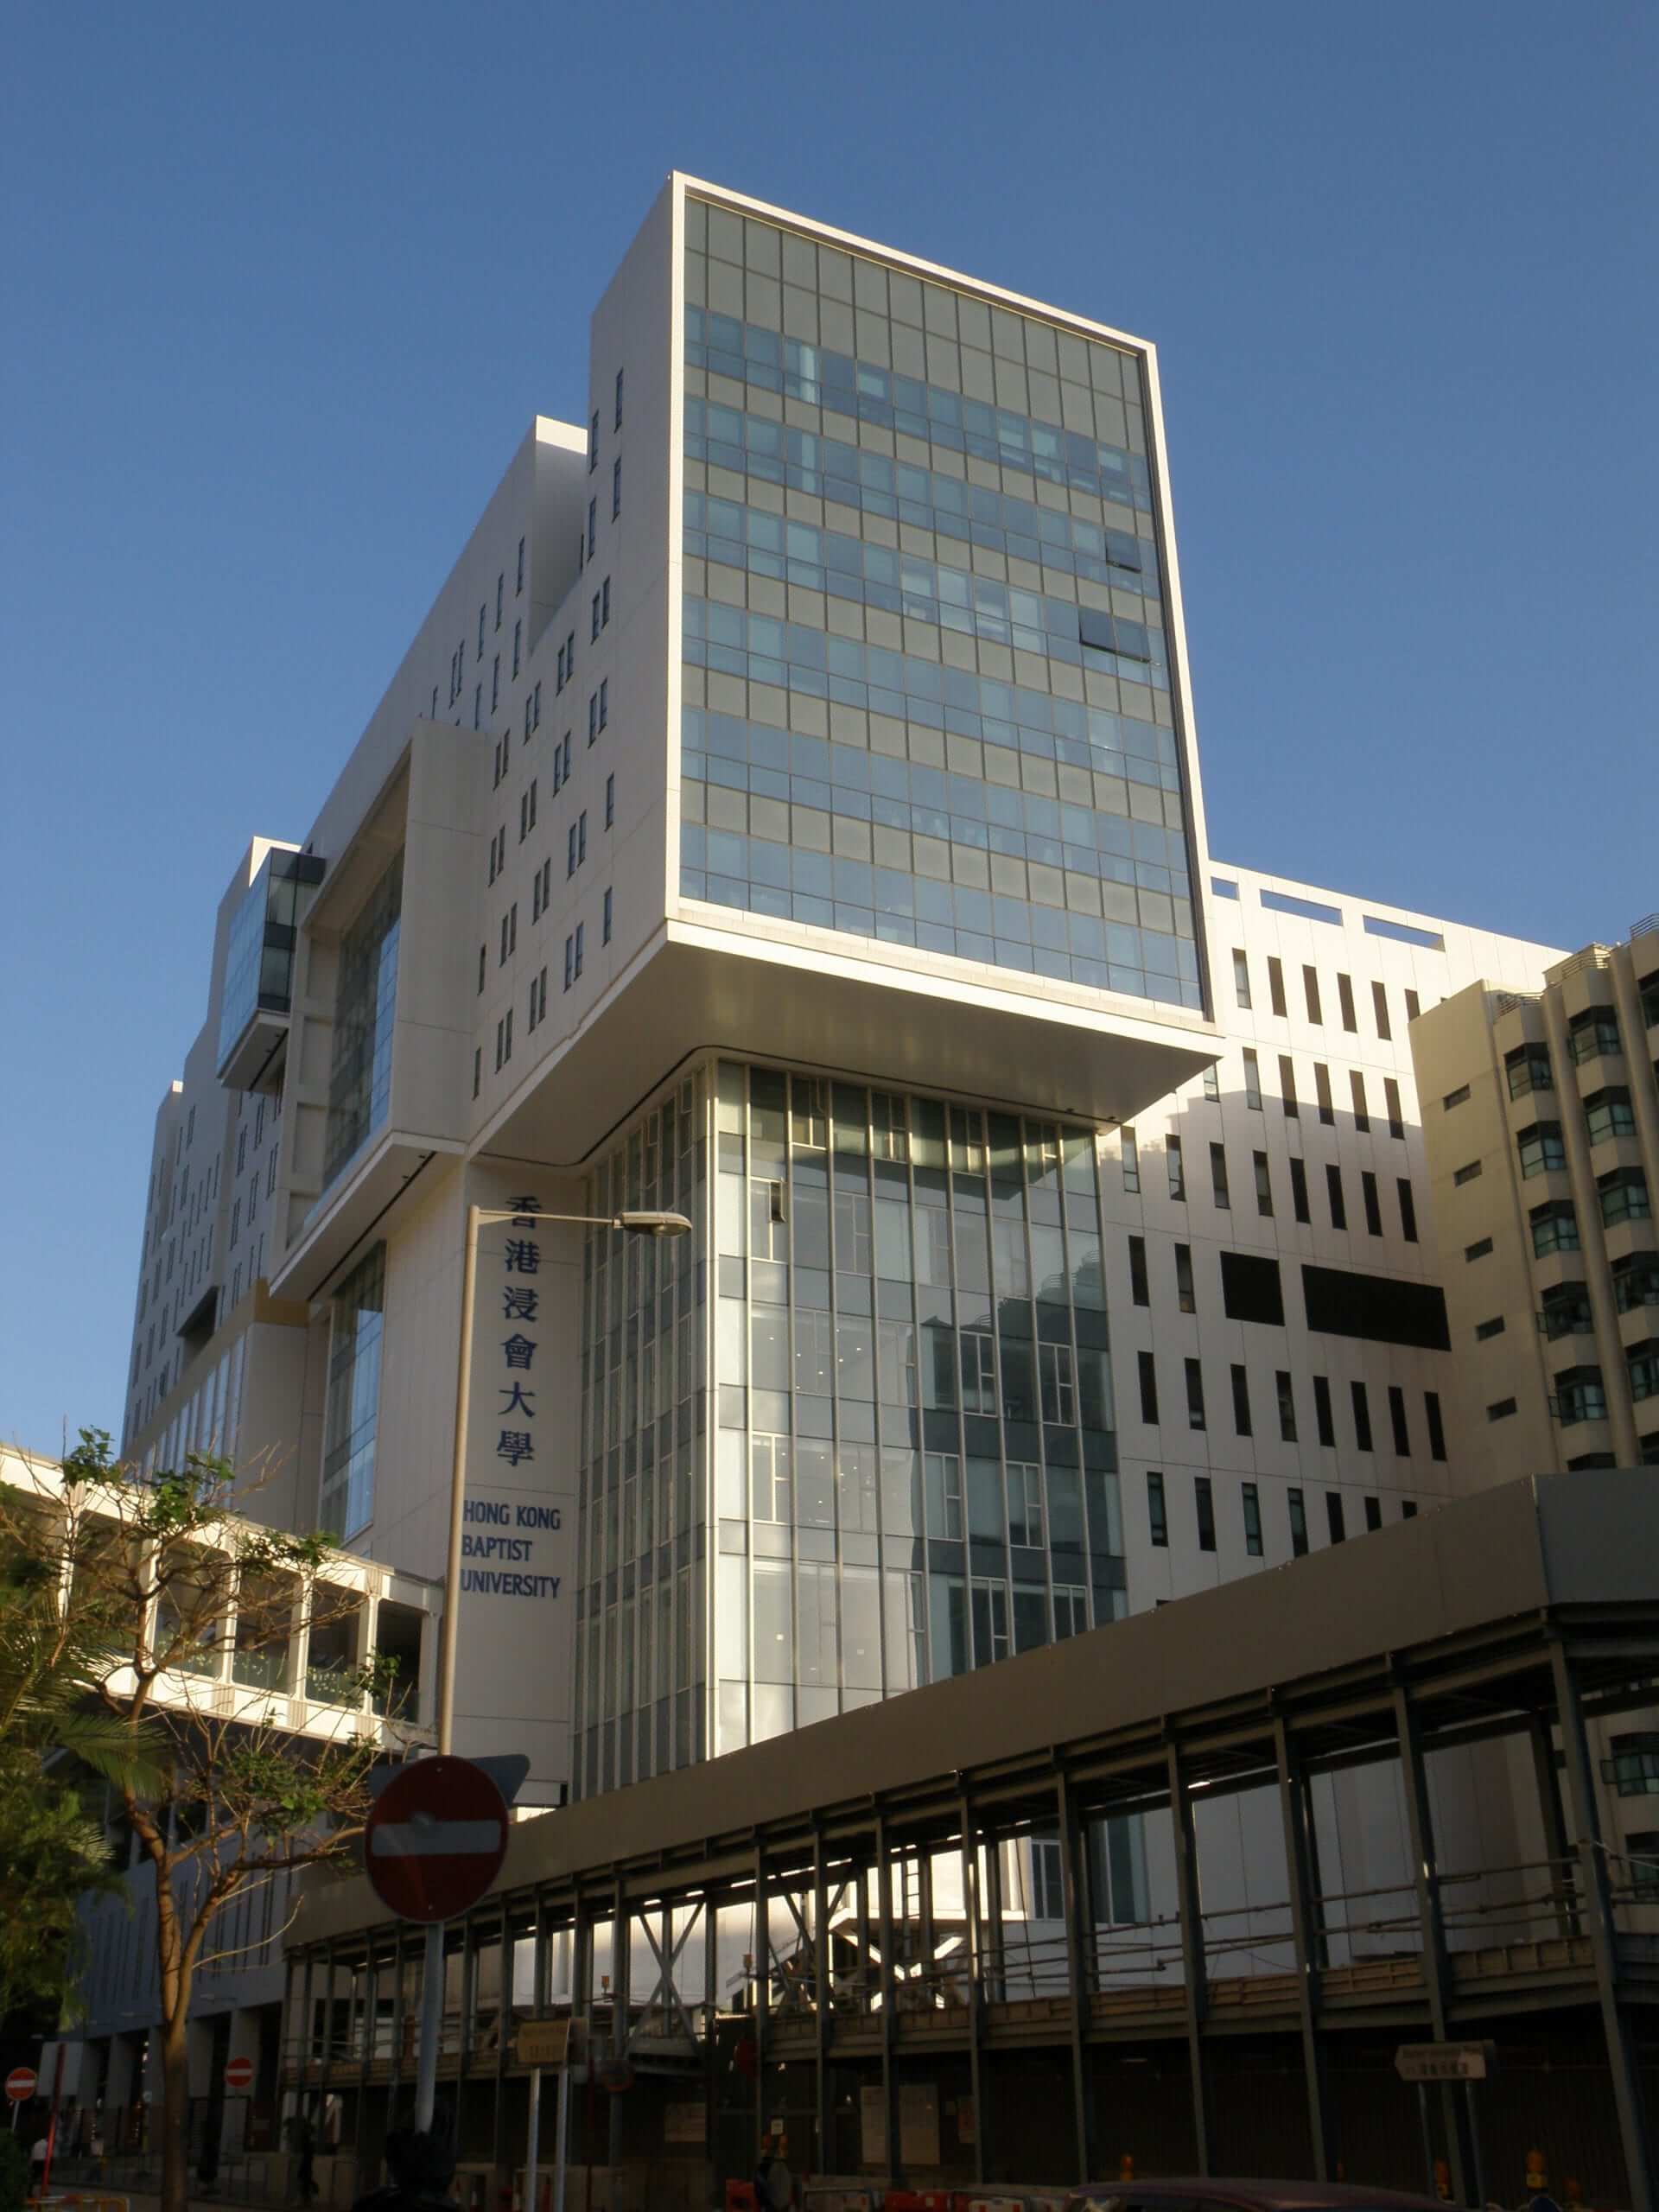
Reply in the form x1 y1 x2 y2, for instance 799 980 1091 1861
414 1203 691 2136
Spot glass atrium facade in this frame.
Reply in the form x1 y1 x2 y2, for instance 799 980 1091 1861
322 852 404 1191
677 197 1200 1013
573 1060 1123 1802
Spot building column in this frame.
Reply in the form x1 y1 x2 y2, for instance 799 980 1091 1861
811 1826 830 2180
1166 1745 1212 2175
608 1880 630 2167
1393 1685 1471 2203
752 1847 769 2171
873 1812 899 2183
1274 1716 1332 2178
1550 1642 1654 2212
1055 1770 1094 2183
958 1794 987 2188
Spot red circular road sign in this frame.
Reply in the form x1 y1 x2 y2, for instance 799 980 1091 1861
5 2069 36 2103
224 2057 255 2094
365 1757 509 1923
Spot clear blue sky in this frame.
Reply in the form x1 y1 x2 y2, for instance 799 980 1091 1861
3 3 1655 1459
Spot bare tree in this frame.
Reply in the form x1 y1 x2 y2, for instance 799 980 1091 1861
0 1430 416 2212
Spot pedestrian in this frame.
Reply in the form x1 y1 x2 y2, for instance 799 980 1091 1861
350 2129 457 2212
29 2134 48 2187
290 2109 319 2204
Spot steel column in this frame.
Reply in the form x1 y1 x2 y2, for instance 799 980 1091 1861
609 1877 629 2165
1392 1684 1469 2205
959 1794 986 2188
1055 1771 1094 2183
985 1829 1005 2003
1166 1744 1212 2176
753 1847 769 2169
1274 1715 1332 2179
1529 1713 1580 1940
811 1826 830 2177
1550 1641 1654 2212
874 1811 899 2183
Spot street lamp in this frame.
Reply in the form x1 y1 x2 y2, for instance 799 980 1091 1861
435 1205 692 1756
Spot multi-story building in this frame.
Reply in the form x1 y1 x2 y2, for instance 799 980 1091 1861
1410 918 1659 1884
116 177 1560 1913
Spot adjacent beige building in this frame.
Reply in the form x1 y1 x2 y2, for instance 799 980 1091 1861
1411 914 1659 1484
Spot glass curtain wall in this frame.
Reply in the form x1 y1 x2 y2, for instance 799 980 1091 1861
323 852 404 1190
319 1244 387 1541
678 198 1199 1012
573 1058 1123 1801
574 1071 710 1800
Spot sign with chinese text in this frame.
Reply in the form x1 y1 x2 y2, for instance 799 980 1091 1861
1394 2041 1497 2082
453 1167 582 1802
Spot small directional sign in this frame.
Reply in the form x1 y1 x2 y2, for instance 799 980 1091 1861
1395 2041 1497 2083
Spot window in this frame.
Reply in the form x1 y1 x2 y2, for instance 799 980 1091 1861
563 934 574 990
1120 1127 1140 1193
1506 1043 1553 1098
1288 1488 1309 1556
1036 1340 1070 1423
478 603 486 658
1465 1236 1493 1262
1518 1122 1566 1178
1425 1390 1446 1460
478 943 486 994
601 576 611 627
1443 1084 1471 1111
1128 1235 1148 1306
592 591 601 641
1326 1163 1347 1230
612 455 622 518
1203 1064 1220 1103
1541 1282 1593 1340
472 1047 480 1100
1613 1253 1659 1314
1185 1357 1206 1431
1166 1135 1185 1201
1351 1380 1374 1452
1599 1169 1651 1226
1137 1351 1159 1424
1194 1476 1216 1553
568 823 578 878
1147 1471 1167 1548
1372 980 1392 1039
1453 1159 1483 1187
1303 966 1323 1024
1347 1070 1369 1133
1241 1483 1263 1558
1314 1062 1334 1125
1243 1048 1262 1109
1275 1370 1297 1442
516 537 525 594
1568 1009 1621 1065
1289 1155 1310 1224
1388 1385 1411 1457
602 887 613 944
1313 1374 1335 1448
1554 1367 1605 1427
320 1245 386 1540
1487 1395 1517 1421
1210 1142 1230 1209
1585 1088 1636 1145
588 410 599 468
925 1452 963 1541
604 772 616 829
1530 1203 1583 1256
613 366 624 430
1280 1055 1299 1118
1212 876 1239 899
1364 1494 1382 1532
599 678 609 731
1173 1243 1196 1313
1338 973 1357 1032
588 692 598 744
1230 1363 1253 1437
1605 1739 1659 1798
587 498 596 558
1402 1498 1419 1519
1268 957 1287 1018
473 682 481 728
1384 1077 1405 1141
1405 988 1421 1020
1628 1342 1659 1403
1232 950 1252 1007
1361 1170 1383 1237
1326 1490 1347 1543
1397 1178 1418 1243
1254 1151 1274 1217
512 618 522 678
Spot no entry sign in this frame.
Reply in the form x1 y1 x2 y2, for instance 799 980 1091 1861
4 2069 35 2103
224 2056 255 2094
365 1756 509 1923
